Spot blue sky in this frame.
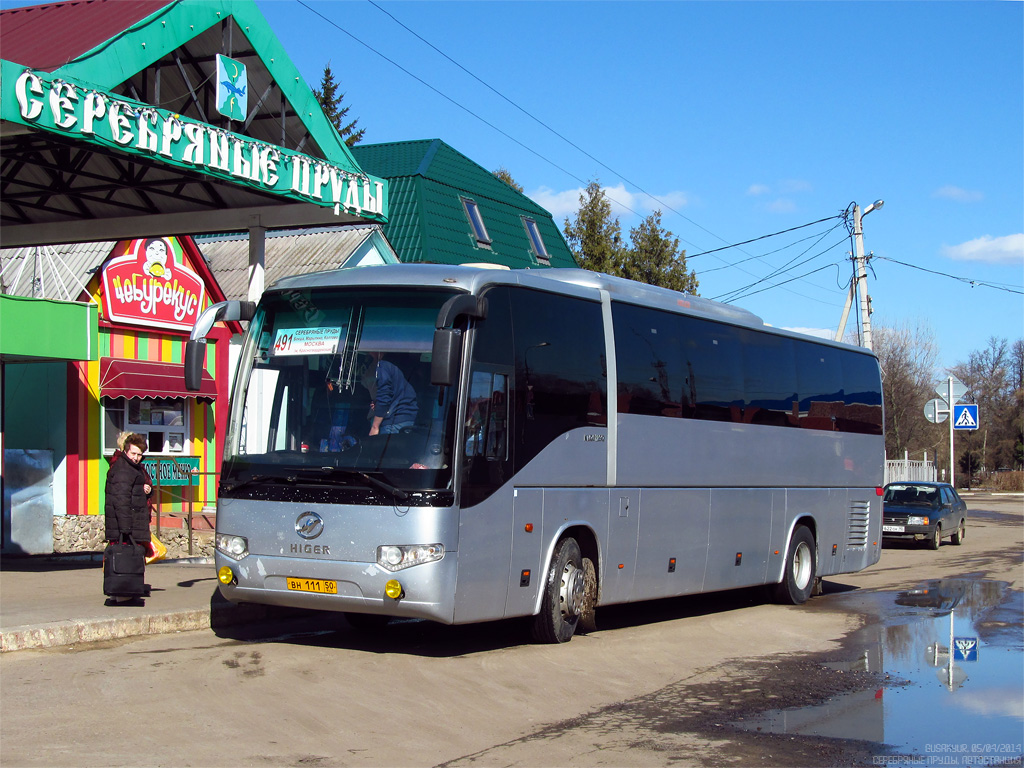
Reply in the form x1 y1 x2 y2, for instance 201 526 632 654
2 0 1019 371
252 0 1023 371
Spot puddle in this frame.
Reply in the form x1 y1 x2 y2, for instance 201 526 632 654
737 579 1023 767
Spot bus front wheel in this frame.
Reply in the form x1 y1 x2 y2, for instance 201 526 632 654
531 537 585 643
772 525 816 605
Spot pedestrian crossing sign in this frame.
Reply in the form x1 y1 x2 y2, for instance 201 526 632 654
953 404 979 430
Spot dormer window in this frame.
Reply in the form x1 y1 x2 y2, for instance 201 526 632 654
461 197 492 248
522 217 550 265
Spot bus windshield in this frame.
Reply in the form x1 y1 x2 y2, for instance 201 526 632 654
223 287 458 494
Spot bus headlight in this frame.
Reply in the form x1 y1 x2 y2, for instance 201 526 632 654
376 543 444 572
216 534 249 560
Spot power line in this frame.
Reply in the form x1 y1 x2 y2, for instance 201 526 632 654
365 0 734 253
699 224 843 275
719 257 847 304
711 227 848 303
688 215 842 259
297 1 852 305
295 1 591 193
874 256 1024 295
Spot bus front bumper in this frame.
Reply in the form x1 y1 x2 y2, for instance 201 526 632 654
214 550 458 624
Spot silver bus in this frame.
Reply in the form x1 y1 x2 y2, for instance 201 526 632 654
186 264 884 643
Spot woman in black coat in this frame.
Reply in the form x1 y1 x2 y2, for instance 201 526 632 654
104 433 153 603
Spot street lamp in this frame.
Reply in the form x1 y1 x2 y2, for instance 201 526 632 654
835 199 885 350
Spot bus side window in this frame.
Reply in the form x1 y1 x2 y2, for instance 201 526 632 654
466 371 508 460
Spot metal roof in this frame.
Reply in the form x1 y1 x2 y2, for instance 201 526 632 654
0 0 171 72
0 241 116 299
196 224 391 301
352 140 577 270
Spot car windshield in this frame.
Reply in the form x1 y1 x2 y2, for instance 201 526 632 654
223 287 459 491
884 485 939 505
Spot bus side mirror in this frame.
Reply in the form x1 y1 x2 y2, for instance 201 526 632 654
431 328 462 386
184 340 206 391
431 295 487 387
184 300 256 391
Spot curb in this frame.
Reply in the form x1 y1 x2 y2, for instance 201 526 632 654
0 600 273 653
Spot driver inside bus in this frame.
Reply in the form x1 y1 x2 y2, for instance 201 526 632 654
360 351 418 436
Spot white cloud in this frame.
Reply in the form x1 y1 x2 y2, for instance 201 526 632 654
527 186 584 220
941 234 1024 264
527 184 690 222
746 180 812 213
767 198 798 214
779 179 813 195
932 185 984 203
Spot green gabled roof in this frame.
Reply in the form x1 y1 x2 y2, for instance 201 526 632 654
352 139 577 269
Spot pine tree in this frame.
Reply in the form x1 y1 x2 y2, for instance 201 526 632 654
313 63 365 147
623 210 699 294
492 167 523 193
562 180 623 274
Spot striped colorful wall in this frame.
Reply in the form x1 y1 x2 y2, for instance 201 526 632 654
67 237 233 528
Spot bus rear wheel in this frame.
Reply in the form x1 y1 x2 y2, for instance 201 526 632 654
772 525 816 605
577 557 598 634
531 537 585 643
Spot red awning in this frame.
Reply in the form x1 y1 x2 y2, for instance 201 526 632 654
99 357 217 401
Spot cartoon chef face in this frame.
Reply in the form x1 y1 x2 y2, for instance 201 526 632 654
142 238 171 278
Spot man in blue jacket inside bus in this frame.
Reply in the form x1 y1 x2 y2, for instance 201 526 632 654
365 351 418 436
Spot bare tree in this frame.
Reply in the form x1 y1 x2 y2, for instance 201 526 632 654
950 336 1020 474
874 321 942 460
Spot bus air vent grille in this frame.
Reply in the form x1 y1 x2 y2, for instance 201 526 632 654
846 502 870 548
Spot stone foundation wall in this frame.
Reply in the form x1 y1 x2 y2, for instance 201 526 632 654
53 516 214 559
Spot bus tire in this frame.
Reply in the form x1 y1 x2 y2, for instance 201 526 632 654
772 525 816 605
577 557 598 634
531 537 584 643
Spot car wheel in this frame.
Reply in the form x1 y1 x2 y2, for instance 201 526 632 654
951 519 965 545
927 524 942 550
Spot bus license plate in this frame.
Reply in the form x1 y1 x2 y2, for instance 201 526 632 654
286 577 338 595
882 525 905 533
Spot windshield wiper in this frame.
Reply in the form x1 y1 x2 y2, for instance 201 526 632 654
352 471 409 501
223 467 408 501
309 466 409 501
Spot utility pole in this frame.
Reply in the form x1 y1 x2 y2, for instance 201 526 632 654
835 199 884 349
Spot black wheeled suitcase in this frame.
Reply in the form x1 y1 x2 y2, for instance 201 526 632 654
103 536 147 597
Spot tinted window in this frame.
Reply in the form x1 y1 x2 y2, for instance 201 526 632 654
683 316 744 422
612 301 882 435
614 302 686 417
742 330 796 426
840 352 883 435
510 288 606 466
796 342 844 430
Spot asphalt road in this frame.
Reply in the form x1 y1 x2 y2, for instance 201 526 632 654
1 493 1020 768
